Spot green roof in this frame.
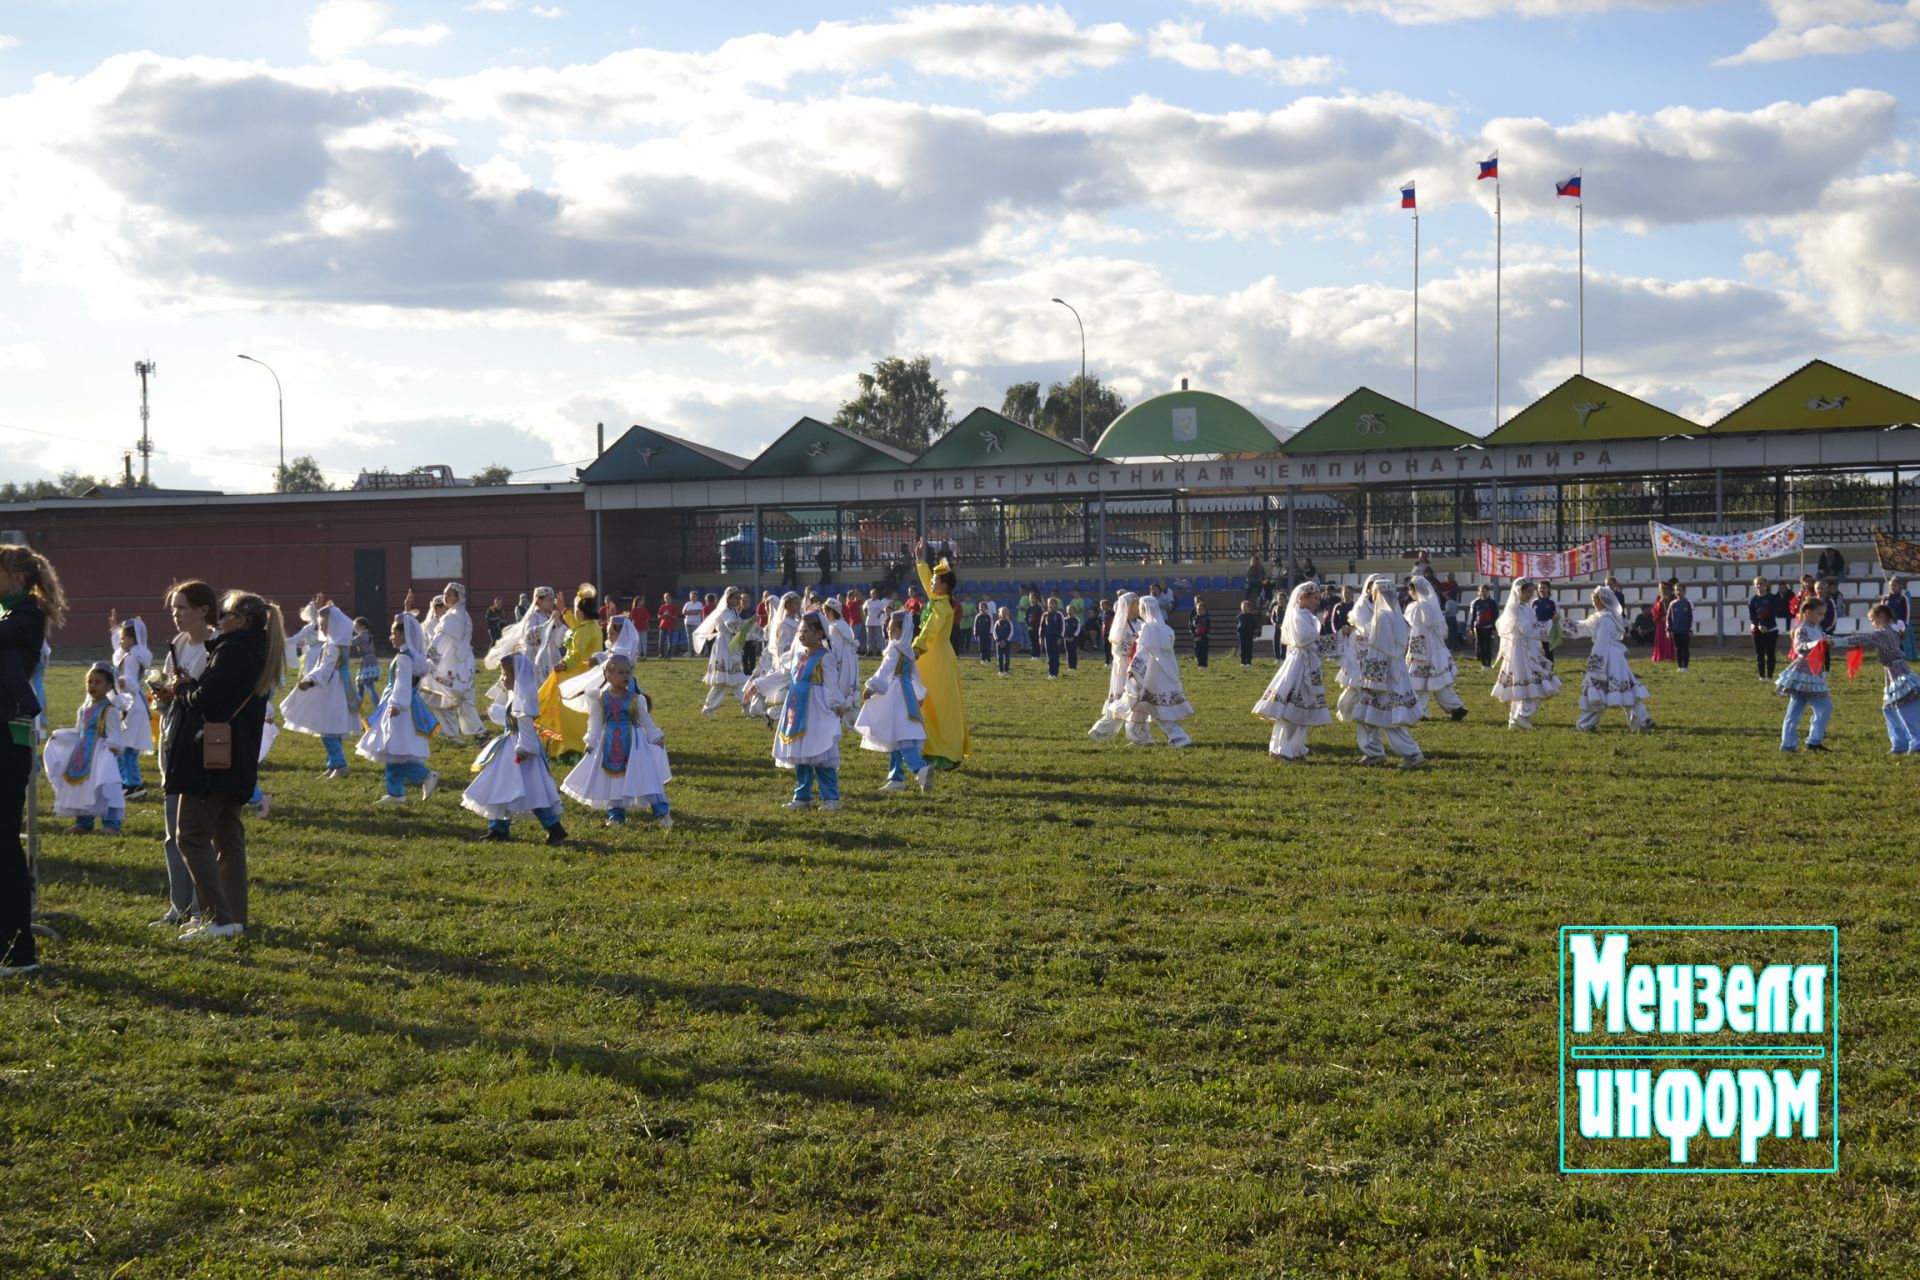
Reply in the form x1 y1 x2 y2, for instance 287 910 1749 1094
913 408 1096 468
1709 359 1920 434
1486 375 1700 444
1283 388 1476 454
740 418 916 477
579 424 749 483
1093 389 1287 458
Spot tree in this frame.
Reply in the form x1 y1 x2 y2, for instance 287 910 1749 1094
833 355 950 453
1035 374 1126 445
470 464 514 487
275 456 333 494
1001 381 1042 428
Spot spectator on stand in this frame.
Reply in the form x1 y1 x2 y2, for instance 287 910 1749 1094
1816 546 1846 579
1244 556 1265 605
814 541 832 587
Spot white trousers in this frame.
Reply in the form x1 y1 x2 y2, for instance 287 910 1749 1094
1357 724 1421 759
1507 699 1539 725
703 684 730 712
1126 713 1192 746
1429 685 1464 714
1270 722 1309 759
1577 702 1650 731
1088 715 1124 740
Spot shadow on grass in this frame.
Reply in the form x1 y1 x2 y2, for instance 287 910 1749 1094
52 959 907 1108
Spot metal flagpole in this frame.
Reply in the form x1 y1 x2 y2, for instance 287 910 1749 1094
1577 172 1585 376
1495 179 1502 432
1414 211 1422 408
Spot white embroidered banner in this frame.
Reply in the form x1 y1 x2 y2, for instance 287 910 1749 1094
1649 516 1804 563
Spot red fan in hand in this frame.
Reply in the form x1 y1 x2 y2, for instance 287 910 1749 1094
1805 641 1827 676
1846 647 1865 681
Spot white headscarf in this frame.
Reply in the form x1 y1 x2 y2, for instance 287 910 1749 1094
1352 575 1387 633
1496 579 1535 638
321 605 353 648
1593 585 1626 621
396 611 428 667
114 616 152 666
1284 581 1324 648
1405 576 1444 636
1137 594 1173 649
498 652 540 721
691 589 740 649
606 614 640 660
1108 592 1139 651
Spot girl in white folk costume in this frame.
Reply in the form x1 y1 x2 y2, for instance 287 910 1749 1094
45 662 129 834
825 598 862 730
693 587 750 717
759 612 847 810
1491 578 1561 729
1253 581 1333 762
743 592 803 722
428 583 487 742
1404 576 1467 722
281 599 360 778
358 613 442 803
108 613 154 797
1341 577 1426 768
1122 595 1194 746
1560 587 1653 732
856 610 935 793
1088 591 1140 741
561 651 673 830
1334 575 1383 723
466 652 568 844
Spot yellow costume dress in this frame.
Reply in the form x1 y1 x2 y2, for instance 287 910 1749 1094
912 560 972 769
537 611 602 758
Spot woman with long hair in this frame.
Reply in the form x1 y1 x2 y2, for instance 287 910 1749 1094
1 545 65 975
152 579 219 927
1650 579 1678 664
155 589 282 941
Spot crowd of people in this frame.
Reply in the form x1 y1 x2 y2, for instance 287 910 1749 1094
5 533 1916 976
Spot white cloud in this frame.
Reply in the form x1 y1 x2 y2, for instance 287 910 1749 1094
309 1 451 60
1762 172 1920 328
1146 20 1340 84
1715 0 1918 64
0 35 19 52
466 0 518 10
1474 90 1899 227
1201 0 1707 26
530 5 564 16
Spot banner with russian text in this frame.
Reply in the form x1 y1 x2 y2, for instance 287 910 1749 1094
1649 516 1803 563
1476 534 1612 580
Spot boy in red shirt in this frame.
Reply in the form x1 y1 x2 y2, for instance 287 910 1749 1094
628 596 651 658
656 594 679 659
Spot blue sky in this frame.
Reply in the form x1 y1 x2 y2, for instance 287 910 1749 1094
1 1 1915 489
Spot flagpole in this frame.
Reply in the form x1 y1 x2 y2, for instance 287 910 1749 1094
1577 170 1585 376
1413 205 1420 409
1495 179 1502 432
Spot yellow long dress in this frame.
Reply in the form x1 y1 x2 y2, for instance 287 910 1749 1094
912 560 971 769
537 612 602 758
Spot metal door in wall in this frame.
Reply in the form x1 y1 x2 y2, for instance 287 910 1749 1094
353 549 386 626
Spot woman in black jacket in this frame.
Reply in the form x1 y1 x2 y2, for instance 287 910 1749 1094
154 590 283 941
1 545 64 976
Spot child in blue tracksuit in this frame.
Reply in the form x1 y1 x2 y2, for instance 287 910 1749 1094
973 601 994 664
1063 605 1082 672
993 608 1014 675
1040 598 1065 678
1668 584 1695 672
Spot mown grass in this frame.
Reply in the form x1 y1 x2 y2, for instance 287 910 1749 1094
3 643 1917 1278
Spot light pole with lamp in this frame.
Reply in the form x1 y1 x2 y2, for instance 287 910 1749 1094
236 353 285 491
1050 297 1086 449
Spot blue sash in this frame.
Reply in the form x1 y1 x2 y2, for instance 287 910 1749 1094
62 701 105 784
601 689 636 776
894 651 922 725
777 650 829 744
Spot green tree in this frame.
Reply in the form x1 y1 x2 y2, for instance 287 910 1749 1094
1000 381 1042 428
833 355 950 453
1035 374 1126 445
275 456 333 494
470 464 514 487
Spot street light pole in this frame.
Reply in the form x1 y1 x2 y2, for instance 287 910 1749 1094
236 353 285 491
1050 297 1086 449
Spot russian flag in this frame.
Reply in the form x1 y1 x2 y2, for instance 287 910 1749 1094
1556 172 1582 199
1400 182 1416 209
1478 155 1498 181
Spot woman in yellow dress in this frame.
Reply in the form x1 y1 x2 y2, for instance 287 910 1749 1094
912 540 971 776
537 585 603 760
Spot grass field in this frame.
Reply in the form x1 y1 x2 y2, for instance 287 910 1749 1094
4 642 1917 1278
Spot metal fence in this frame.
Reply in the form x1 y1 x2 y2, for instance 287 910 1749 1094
676 468 1918 577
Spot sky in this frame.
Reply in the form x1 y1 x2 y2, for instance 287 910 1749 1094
0 0 1915 492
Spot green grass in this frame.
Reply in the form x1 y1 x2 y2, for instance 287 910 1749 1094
4 646 1917 1278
